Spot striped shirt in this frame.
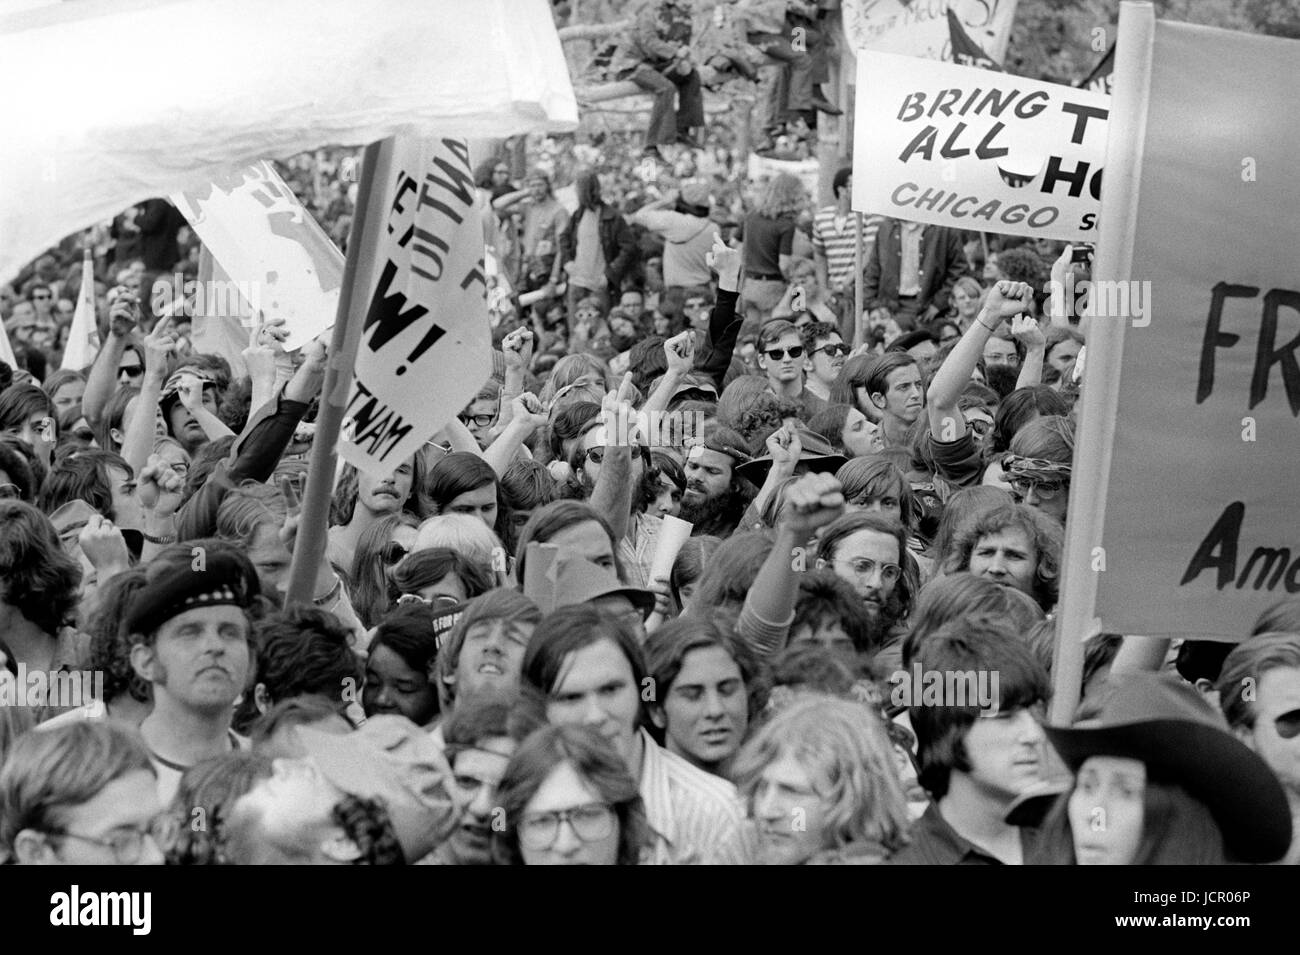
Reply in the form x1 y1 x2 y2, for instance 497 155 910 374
638 728 755 864
811 205 882 290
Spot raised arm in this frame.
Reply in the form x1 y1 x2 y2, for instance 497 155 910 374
483 394 547 477
83 289 139 426
1012 314 1047 390
120 314 174 476
927 280 1032 440
589 375 637 543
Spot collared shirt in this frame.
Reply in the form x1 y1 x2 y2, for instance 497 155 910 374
898 221 926 296
619 510 662 589
886 802 1038 865
638 728 754 864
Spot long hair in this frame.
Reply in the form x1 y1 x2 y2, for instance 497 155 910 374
756 173 805 219
329 455 427 527
904 572 1046 668
643 610 769 747
835 457 917 530
514 500 623 583
1032 779 1227 864
946 502 1062 612
991 386 1069 454
931 485 1015 570
0 500 82 636
389 547 493 604
492 724 650 865
538 354 610 407
690 530 775 611
436 588 542 712
829 355 876 415
816 512 914 623
86 568 152 706
731 694 912 859
348 512 419 628
168 751 274 865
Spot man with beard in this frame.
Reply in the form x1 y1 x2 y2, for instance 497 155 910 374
126 544 260 804
428 698 518 864
434 589 543 723
814 512 911 672
679 424 754 538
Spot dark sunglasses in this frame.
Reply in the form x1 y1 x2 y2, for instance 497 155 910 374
381 542 410 565
813 343 849 358
1275 708 1300 740
31 292 51 300
764 345 804 361
119 365 144 378
72 428 96 442
458 413 496 428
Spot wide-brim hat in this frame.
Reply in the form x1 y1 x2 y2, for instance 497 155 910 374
522 544 656 620
1044 672 1291 863
735 426 848 486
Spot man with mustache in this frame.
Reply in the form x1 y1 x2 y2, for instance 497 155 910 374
678 424 754 539
127 543 260 804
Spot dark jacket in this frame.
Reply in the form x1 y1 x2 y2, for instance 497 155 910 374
558 202 638 292
864 218 967 315
608 0 693 77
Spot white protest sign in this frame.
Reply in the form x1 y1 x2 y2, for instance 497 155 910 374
746 153 821 206
842 0 1019 63
852 51 1109 242
338 137 493 477
172 161 344 351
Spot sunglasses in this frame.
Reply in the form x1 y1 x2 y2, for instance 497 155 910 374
72 428 96 442
458 413 496 428
31 293 51 301
381 542 410 565
764 345 804 361
812 343 849 358
1009 477 1066 501
1274 709 1300 740
119 365 144 379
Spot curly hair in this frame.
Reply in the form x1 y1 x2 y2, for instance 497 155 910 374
332 794 406 865
0 500 82 635
945 502 1063 611
87 568 152 706
756 172 806 219
168 751 274 865
731 694 912 859
492 724 650 866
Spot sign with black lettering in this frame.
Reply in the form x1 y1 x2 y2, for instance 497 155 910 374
1093 22 1300 636
338 137 492 476
852 51 1109 241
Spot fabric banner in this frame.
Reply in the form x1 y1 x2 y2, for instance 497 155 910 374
852 51 1108 242
1091 21 1300 638
842 0 1019 63
171 162 345 351
0 0 577 285
337 137 493 477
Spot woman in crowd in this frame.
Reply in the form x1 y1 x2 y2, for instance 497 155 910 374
346 512 419 629
808 404 883 459
363 606 442 727
389 546 494 609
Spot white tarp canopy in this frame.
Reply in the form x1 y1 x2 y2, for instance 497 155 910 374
0 0 578 284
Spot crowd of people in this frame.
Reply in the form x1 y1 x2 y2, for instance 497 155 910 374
0 6 1295 869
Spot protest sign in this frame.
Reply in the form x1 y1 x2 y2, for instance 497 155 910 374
1062 10 1300 643
852 51 1109 242
172 161 344 351
842 0 1019 63
336 137 493 477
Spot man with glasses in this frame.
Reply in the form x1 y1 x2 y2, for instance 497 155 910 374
1 721 173 865
27 283 54 321
1217 633 1300 865
800 321 846 402
757 318 827 420
117 345 146 386
458 384 501 449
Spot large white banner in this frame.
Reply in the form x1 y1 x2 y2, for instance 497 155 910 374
337 138 493 477
852 51 1109 241
0 0 577 285
842 0 1018 62
172 162 345 351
